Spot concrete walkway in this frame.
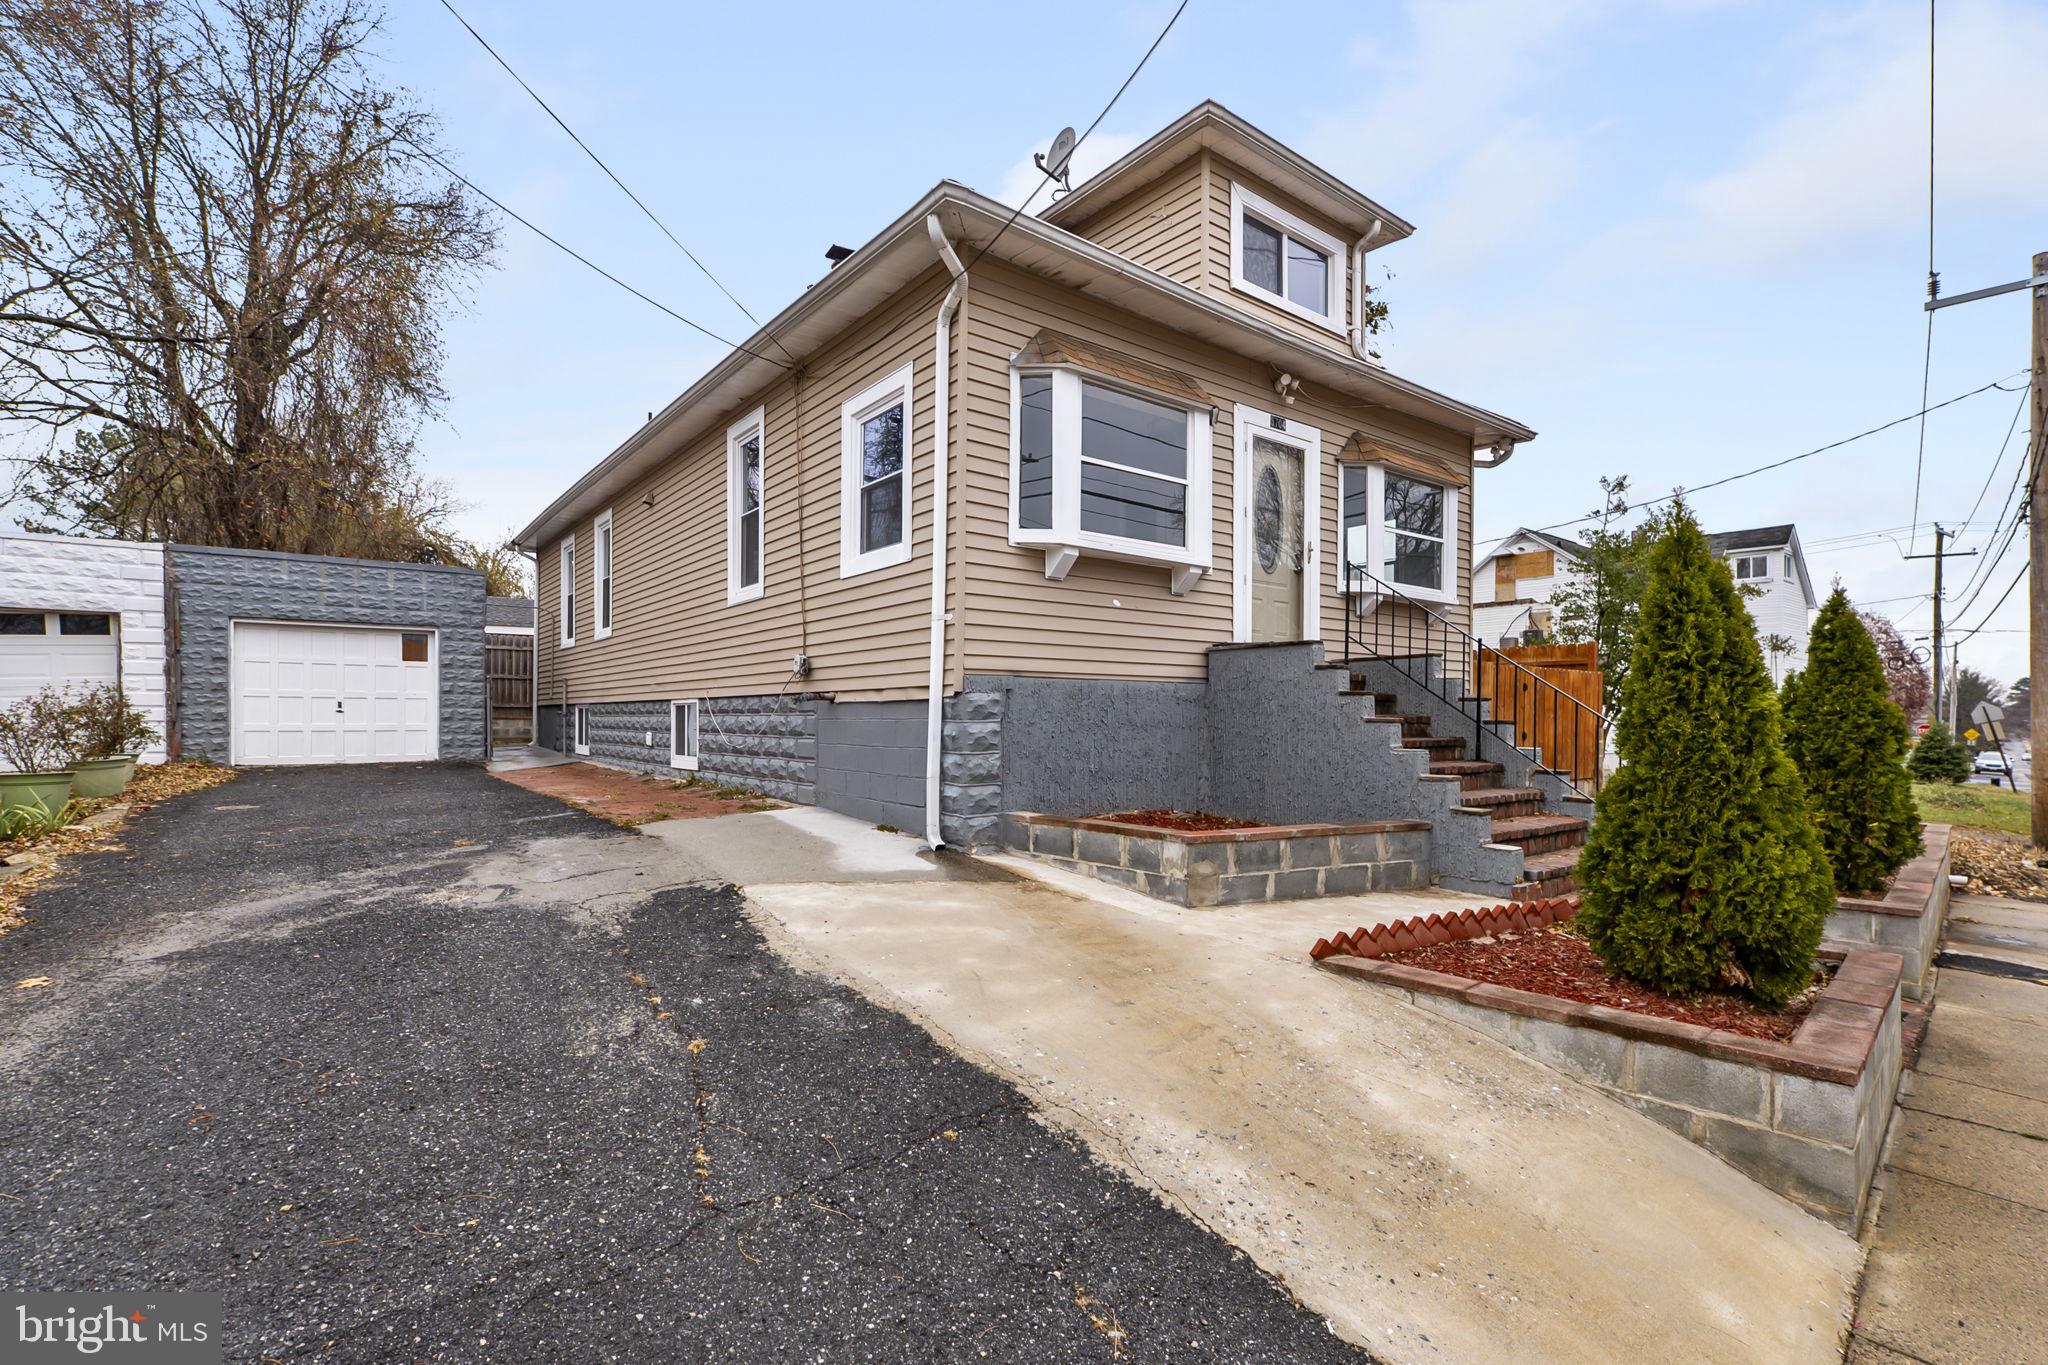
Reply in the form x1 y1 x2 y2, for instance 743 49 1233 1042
1850 893 2048 1364
661 816 1865 1364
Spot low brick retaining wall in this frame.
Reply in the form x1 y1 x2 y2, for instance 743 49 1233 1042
1314 907 1905 1230
999 812 1431 907
1823 824 1950 1000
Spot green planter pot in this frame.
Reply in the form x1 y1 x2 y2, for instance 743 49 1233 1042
70 755 137 799
0 769 74 816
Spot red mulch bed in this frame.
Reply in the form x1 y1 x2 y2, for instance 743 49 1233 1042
1096 809 1266 833
1382 926 1817 1041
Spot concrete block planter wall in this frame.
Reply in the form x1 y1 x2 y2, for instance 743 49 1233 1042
1317 921 1906 1231
1001 811 1432 907
1823 824 1951 1000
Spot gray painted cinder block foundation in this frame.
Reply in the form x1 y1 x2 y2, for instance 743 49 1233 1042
167 544 488 763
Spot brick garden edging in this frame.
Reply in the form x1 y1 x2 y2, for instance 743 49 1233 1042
1313 906 1906 1230
998 811 1431 907
1823 823 1950 1001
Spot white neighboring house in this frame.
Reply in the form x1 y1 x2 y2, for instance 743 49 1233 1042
0 532 169 766
1472 522 1820 684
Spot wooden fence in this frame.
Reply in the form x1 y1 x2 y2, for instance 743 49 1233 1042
1471 642 1606 788
486 632 534 742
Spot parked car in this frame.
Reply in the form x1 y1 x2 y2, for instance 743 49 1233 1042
1974 749 2012 775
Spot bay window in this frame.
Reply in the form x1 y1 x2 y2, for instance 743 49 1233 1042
1008 365 1213 592
1340 463 1460 605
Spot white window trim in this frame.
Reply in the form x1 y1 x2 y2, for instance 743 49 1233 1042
839 363 915 578
1229 182 1346 333
1230 405 1321 642
592 509 614 639
572 704 591 756
1734 554 1770 581
1341 463 1460 606
1006 364 1214 590
557 533 577 648
726 407 767 604
669 698 701 772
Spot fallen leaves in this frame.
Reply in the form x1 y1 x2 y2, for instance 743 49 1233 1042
15 976 51 989
687 1038 706 1055
1951 834 2048 901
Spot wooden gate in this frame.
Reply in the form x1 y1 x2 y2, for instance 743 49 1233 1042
486 632 534 743
1471 642 1607 789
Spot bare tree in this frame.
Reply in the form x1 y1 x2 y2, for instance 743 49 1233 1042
0 0 495 557
1858 611 1931 721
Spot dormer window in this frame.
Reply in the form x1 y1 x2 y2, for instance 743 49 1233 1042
1229 183 1344 330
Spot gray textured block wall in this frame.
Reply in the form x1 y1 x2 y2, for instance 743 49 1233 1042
816 700 926 832
168 545 487 763
541 697 820 803
990 674 1208 819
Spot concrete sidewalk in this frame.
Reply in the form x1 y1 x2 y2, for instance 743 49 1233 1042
1850 893 2048 1364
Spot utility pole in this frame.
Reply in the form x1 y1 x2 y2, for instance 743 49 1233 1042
1905 525 1969 727
2032 250 2046 835
1924 251 2047 838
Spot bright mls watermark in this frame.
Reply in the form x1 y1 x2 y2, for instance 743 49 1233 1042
6 1294 220 1362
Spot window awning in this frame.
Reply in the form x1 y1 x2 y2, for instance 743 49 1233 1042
1337 430 1470 488
1011 328 1214 410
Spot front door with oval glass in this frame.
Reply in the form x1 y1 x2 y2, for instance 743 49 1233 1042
1249 435 1306 640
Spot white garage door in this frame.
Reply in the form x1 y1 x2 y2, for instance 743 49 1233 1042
0 610 120 708
234 623 439 765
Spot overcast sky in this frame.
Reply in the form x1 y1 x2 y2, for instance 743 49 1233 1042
34 0 2048 685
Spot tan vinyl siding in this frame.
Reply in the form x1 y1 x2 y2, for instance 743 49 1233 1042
537 266 957 708
1201 152 1358 356
1058 155 1207 288
956 260 1471 683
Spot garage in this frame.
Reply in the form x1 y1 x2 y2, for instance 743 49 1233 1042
0 610 121 708
233 622 439 765
169 545 486 766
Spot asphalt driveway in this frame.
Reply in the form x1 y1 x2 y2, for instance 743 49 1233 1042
0 764 1358 1363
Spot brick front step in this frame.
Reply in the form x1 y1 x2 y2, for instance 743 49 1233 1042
1511 847 1582 900
1454 787 1547 818
1489 813 1589 853
1401 735 1466 755
1429 759 1504 791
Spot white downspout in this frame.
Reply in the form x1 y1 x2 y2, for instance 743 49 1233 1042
1346 217 1384 365
923 213 968 849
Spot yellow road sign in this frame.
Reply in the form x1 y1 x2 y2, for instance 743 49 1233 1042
1965 728 1981 742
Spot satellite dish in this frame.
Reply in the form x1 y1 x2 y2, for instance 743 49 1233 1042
1034 126 1077 196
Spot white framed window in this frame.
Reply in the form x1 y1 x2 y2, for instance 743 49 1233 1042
1783 553 1794 579
1229 183 1345 330
1340 463 1460 606
593 509 614 639
840 364 914 577
558 533 577 647
1734 554 1769 581
1007 366 1214 589
572 704 591 756
727 407 766 603
669 699 700 771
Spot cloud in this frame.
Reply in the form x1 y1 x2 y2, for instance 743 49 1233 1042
994 131 1144 209
1678 0 2048 262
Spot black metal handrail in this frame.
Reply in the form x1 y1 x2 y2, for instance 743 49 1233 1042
1340 563 1612 799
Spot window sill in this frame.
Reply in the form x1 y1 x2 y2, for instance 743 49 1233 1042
727 583 764 606
1226 279 1345 335
1018 534 1208 595
592 626 612 641
1346 575 1457 607
840 543 911 579
670 755 699 772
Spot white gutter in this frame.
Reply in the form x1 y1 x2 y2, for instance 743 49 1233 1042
1347 217 1383 365
923 213 968 849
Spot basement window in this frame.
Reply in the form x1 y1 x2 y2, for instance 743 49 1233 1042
572 704 591 756
670 699 700 772
1008 366 1213 593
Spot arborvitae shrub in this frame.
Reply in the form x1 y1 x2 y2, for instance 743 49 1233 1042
1905 722 1972 785
1780 591 1923 895
1575 510 1836 1006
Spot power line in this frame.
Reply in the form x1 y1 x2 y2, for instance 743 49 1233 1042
1474 375 2024 556
1953 559 2028 644
1953 388 2028 535
313 74 790 368
435 0 796 364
